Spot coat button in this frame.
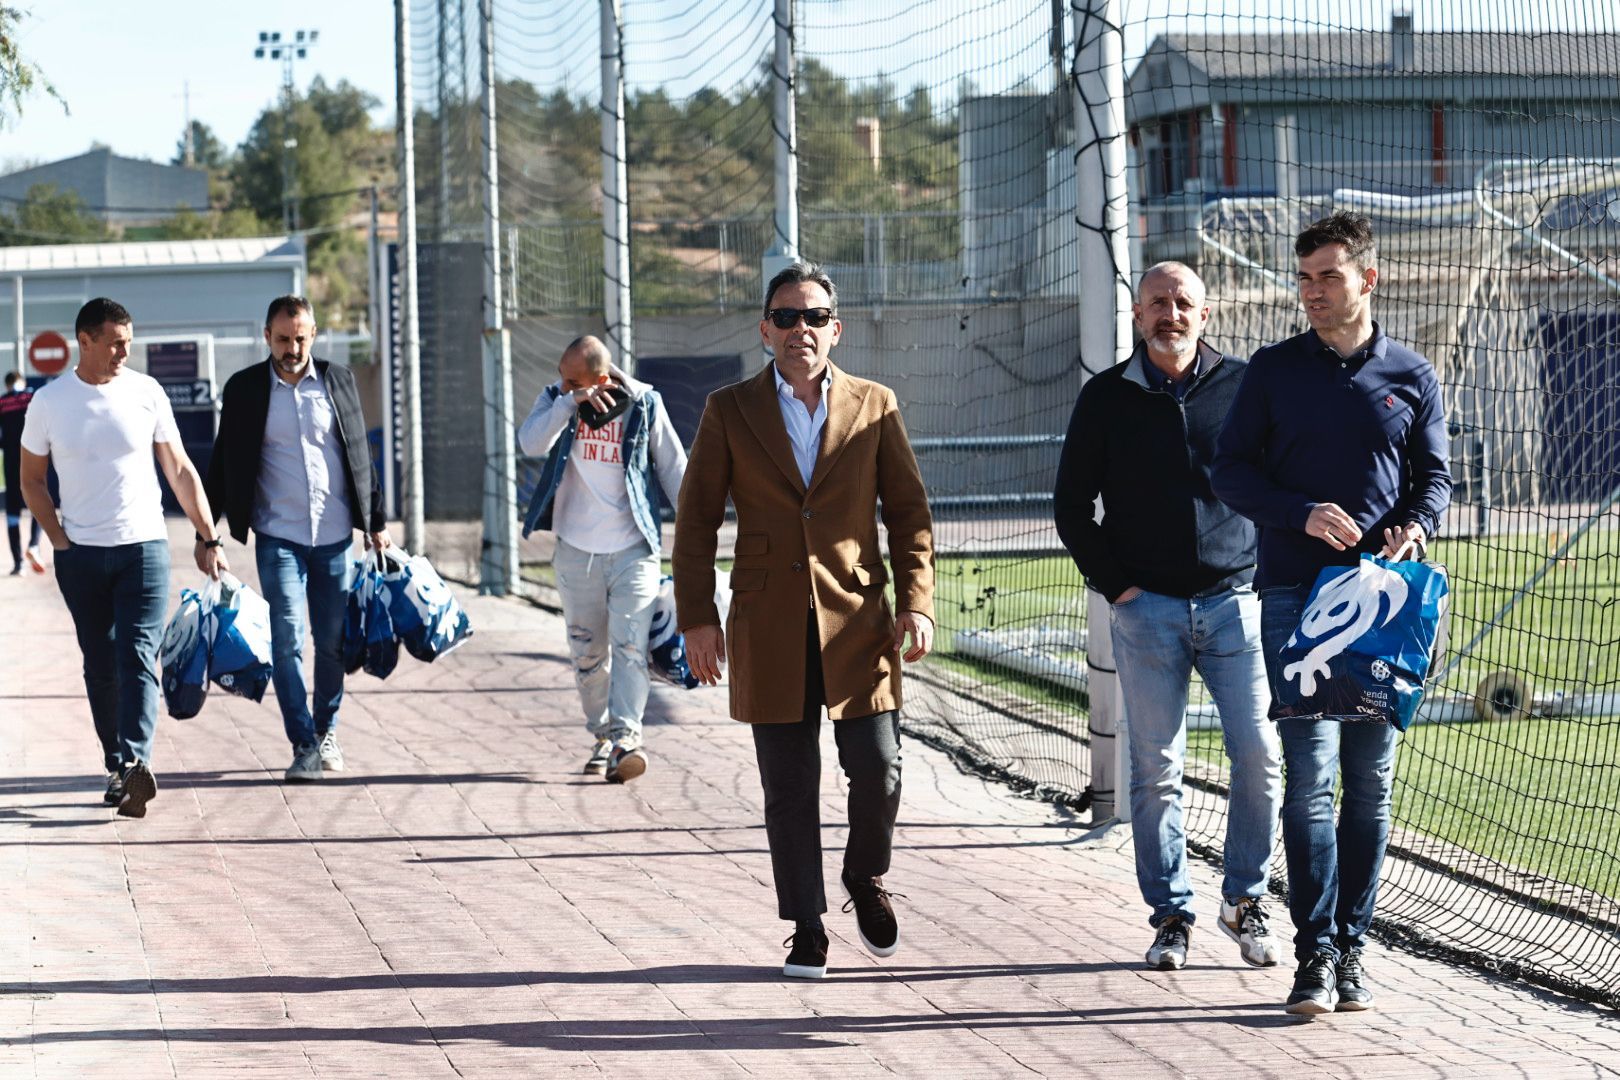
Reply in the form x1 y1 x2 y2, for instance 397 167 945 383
792 561 804 572
802 509 813 519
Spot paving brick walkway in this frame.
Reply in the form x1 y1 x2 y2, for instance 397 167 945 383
1 525 1617 1078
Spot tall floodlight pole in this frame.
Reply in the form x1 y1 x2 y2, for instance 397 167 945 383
1071 0 1132 822
253 29 318 233
479 0 518 595
600 0 633 373
395 0 426 553
763 0 800 284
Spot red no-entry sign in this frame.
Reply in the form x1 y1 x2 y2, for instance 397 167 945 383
28 331 70 376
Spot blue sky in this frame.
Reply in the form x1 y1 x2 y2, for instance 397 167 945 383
2 0 1608 171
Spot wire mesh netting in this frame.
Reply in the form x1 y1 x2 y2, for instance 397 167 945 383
407 0 1620 1009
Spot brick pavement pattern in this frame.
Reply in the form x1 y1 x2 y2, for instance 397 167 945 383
2 525 1617 1078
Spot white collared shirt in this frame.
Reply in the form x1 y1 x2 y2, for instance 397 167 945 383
773 362 831 488
253 363 354 547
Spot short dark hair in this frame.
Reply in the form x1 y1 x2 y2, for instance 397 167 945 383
265 295 315 329
4 371 21 388
75 298 132 338
763 261 838 317
1295 212 1376 271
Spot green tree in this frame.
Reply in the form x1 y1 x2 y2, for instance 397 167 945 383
0 183 106 245
172 120 229 169
0 5 63 128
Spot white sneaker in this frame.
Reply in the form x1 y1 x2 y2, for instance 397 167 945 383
284 746 323 782
605 741 647 784
1220 896 1282 967
1145 916 1190 970
318 730 345 772
583 738 612 775
24 546 45 574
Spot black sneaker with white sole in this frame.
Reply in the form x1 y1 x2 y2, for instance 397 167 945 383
116 762 157 819
1285 951 1339 1015
782 922 829 979
1335 949 1374 1011
103 771 124 807
840 870 901 957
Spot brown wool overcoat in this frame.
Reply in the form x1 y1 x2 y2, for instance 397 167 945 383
673 361 935 724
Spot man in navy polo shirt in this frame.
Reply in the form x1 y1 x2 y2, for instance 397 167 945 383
1212 212 1452 1015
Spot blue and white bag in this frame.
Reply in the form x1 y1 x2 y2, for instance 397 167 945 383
209 574 275 702
647 571 730 689
379 548 471 663
362 552 399 679
160 580 215 719
341 557 368 674
1272 545 1449 730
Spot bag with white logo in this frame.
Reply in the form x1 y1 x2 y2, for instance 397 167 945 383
160 579 216 719
208 574 275 702
647 572 730 689
378 547 472 663
361 552 399 679
1273 544 1449 730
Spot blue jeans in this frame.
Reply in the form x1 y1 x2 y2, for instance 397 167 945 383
256 534 353 752
1110 585 1282 928
1261 585 1400 961
55 540 171 773
553 537 661 743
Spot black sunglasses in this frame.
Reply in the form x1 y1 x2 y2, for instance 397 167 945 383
766 306 835 329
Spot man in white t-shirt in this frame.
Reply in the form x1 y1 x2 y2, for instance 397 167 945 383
518 335 686 782
19 298 227 818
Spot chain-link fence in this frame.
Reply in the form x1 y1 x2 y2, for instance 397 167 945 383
403 0 1620 1009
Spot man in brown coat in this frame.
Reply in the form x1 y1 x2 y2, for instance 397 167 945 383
674 261 935 980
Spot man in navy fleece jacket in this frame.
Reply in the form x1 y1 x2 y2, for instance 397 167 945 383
1211 212 1452 1016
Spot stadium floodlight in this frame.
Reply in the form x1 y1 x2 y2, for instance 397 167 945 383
253 27 319 234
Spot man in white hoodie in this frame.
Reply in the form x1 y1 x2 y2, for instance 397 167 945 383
518 335 687 781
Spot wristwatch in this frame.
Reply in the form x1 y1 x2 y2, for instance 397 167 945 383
196 534 223 548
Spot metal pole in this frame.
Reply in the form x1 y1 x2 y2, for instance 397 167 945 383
479 0 518 595
369 184 397 520
437 0 451 235
1071 0 1132 822
764 0 800 283
395 0 426 553
600 0 633 374
12 276 22 376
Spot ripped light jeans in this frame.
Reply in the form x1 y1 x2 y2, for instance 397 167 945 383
552 537 661 744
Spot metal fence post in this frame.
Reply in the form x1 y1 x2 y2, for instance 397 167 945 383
395 0 426 554
600 0 634 373
763 0 800 285
479 0 518 595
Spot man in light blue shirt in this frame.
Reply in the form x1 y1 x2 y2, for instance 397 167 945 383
206 297 390 782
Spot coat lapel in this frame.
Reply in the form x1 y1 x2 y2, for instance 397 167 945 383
737 362 806 495
806 362 867 499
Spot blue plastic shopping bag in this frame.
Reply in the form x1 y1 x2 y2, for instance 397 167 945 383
648 575 698 689
209 574 275 702
647 572 730 689
362 553 399 679
160 580 215 719
341 558 368 674
379 548 471 663
1272 551 1450 729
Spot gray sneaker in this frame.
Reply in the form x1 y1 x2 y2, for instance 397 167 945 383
317 730 345 772
285 746 323 782
583 738 612 775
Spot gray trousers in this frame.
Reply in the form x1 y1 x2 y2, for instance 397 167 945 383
751 609 903 920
